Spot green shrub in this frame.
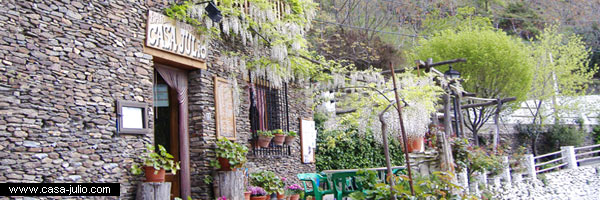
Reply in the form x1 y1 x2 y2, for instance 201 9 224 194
592 126 600 144
539 124 585 154
516 124 586 155
315 129 404 171
451 138 503 177
349 171 473 200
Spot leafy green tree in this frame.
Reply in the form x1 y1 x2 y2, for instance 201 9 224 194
410 26 534 144
522 25 598 154
497 1 544 40
527 25 597 124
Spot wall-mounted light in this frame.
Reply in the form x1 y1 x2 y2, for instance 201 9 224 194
204 1 222 23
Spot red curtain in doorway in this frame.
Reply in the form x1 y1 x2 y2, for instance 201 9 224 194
155 64 190 199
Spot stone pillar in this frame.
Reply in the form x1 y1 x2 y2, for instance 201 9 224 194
501 156 511 186
561 146 578 169
480 170 488 186
524 154 536 180
458 168 469 193
512 173 522 183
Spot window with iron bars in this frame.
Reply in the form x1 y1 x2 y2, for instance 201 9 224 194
248 78 291 157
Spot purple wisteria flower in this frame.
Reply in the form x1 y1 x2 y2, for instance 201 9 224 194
217 196 227 200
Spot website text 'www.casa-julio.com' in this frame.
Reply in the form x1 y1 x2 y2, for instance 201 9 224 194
0 183 120 196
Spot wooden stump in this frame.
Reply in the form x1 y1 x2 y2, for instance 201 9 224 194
213 171 245 200
136 182 171 200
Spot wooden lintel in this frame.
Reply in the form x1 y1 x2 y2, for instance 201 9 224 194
143 46 207 70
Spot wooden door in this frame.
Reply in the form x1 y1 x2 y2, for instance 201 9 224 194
165 88 180 199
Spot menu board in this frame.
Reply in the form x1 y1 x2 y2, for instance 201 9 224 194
300 119 317 163
214 77 236 140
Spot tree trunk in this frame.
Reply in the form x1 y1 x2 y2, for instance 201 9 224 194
213 171 245 200
136 182 171 200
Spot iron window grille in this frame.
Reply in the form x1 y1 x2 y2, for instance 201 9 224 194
249 76 291 157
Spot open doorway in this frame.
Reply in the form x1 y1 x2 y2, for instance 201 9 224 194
153 70 181 198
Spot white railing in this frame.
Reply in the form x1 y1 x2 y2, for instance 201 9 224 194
461 144 600 195
574 144 600 165
522 144 600 179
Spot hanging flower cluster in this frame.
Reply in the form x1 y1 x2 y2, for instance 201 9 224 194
330 71 443 144
165 0 320 88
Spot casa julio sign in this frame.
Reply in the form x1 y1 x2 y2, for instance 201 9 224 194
146 10 207 61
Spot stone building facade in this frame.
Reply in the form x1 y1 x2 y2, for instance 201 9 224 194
0 0 315 199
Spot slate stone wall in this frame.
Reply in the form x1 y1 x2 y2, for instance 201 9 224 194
188 44 316 199
0 1 315 199
0 0 155 199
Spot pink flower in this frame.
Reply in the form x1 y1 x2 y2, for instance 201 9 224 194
281 177 287 182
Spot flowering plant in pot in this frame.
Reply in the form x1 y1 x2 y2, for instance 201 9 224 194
256 130 273 148
276 177 287 199
285 184 304 200
249 170 284 195
395 73 443 153
130 144 180 182
210 138 248 171
249 186 268 200
272 129 286 146
284 131 297 145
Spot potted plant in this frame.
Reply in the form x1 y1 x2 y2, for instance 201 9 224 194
272 129 285 146
244 190 251 200
276 177 287 200
249 186 268 200
210 138 248 171
249 171 284 196
286 184 303 200
284 131 297 145
131 144 180 182
256 130 273 148
396 72 443 153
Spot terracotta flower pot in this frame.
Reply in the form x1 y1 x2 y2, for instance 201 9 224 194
276 192 285 200
284 136 295 145
407 137 424 153
217 157 237 171
250 196 268 200
244 191 251 200
273 134 285 146
143 166 165 182
289 194 300 200
257 136 273 148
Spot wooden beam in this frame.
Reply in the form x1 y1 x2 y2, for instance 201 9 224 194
336 109 357 115
461 97 517 109
381 58 467 75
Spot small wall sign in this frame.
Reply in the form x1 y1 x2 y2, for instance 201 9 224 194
146 10 207 61
214 77 237 140
300 119 317 163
